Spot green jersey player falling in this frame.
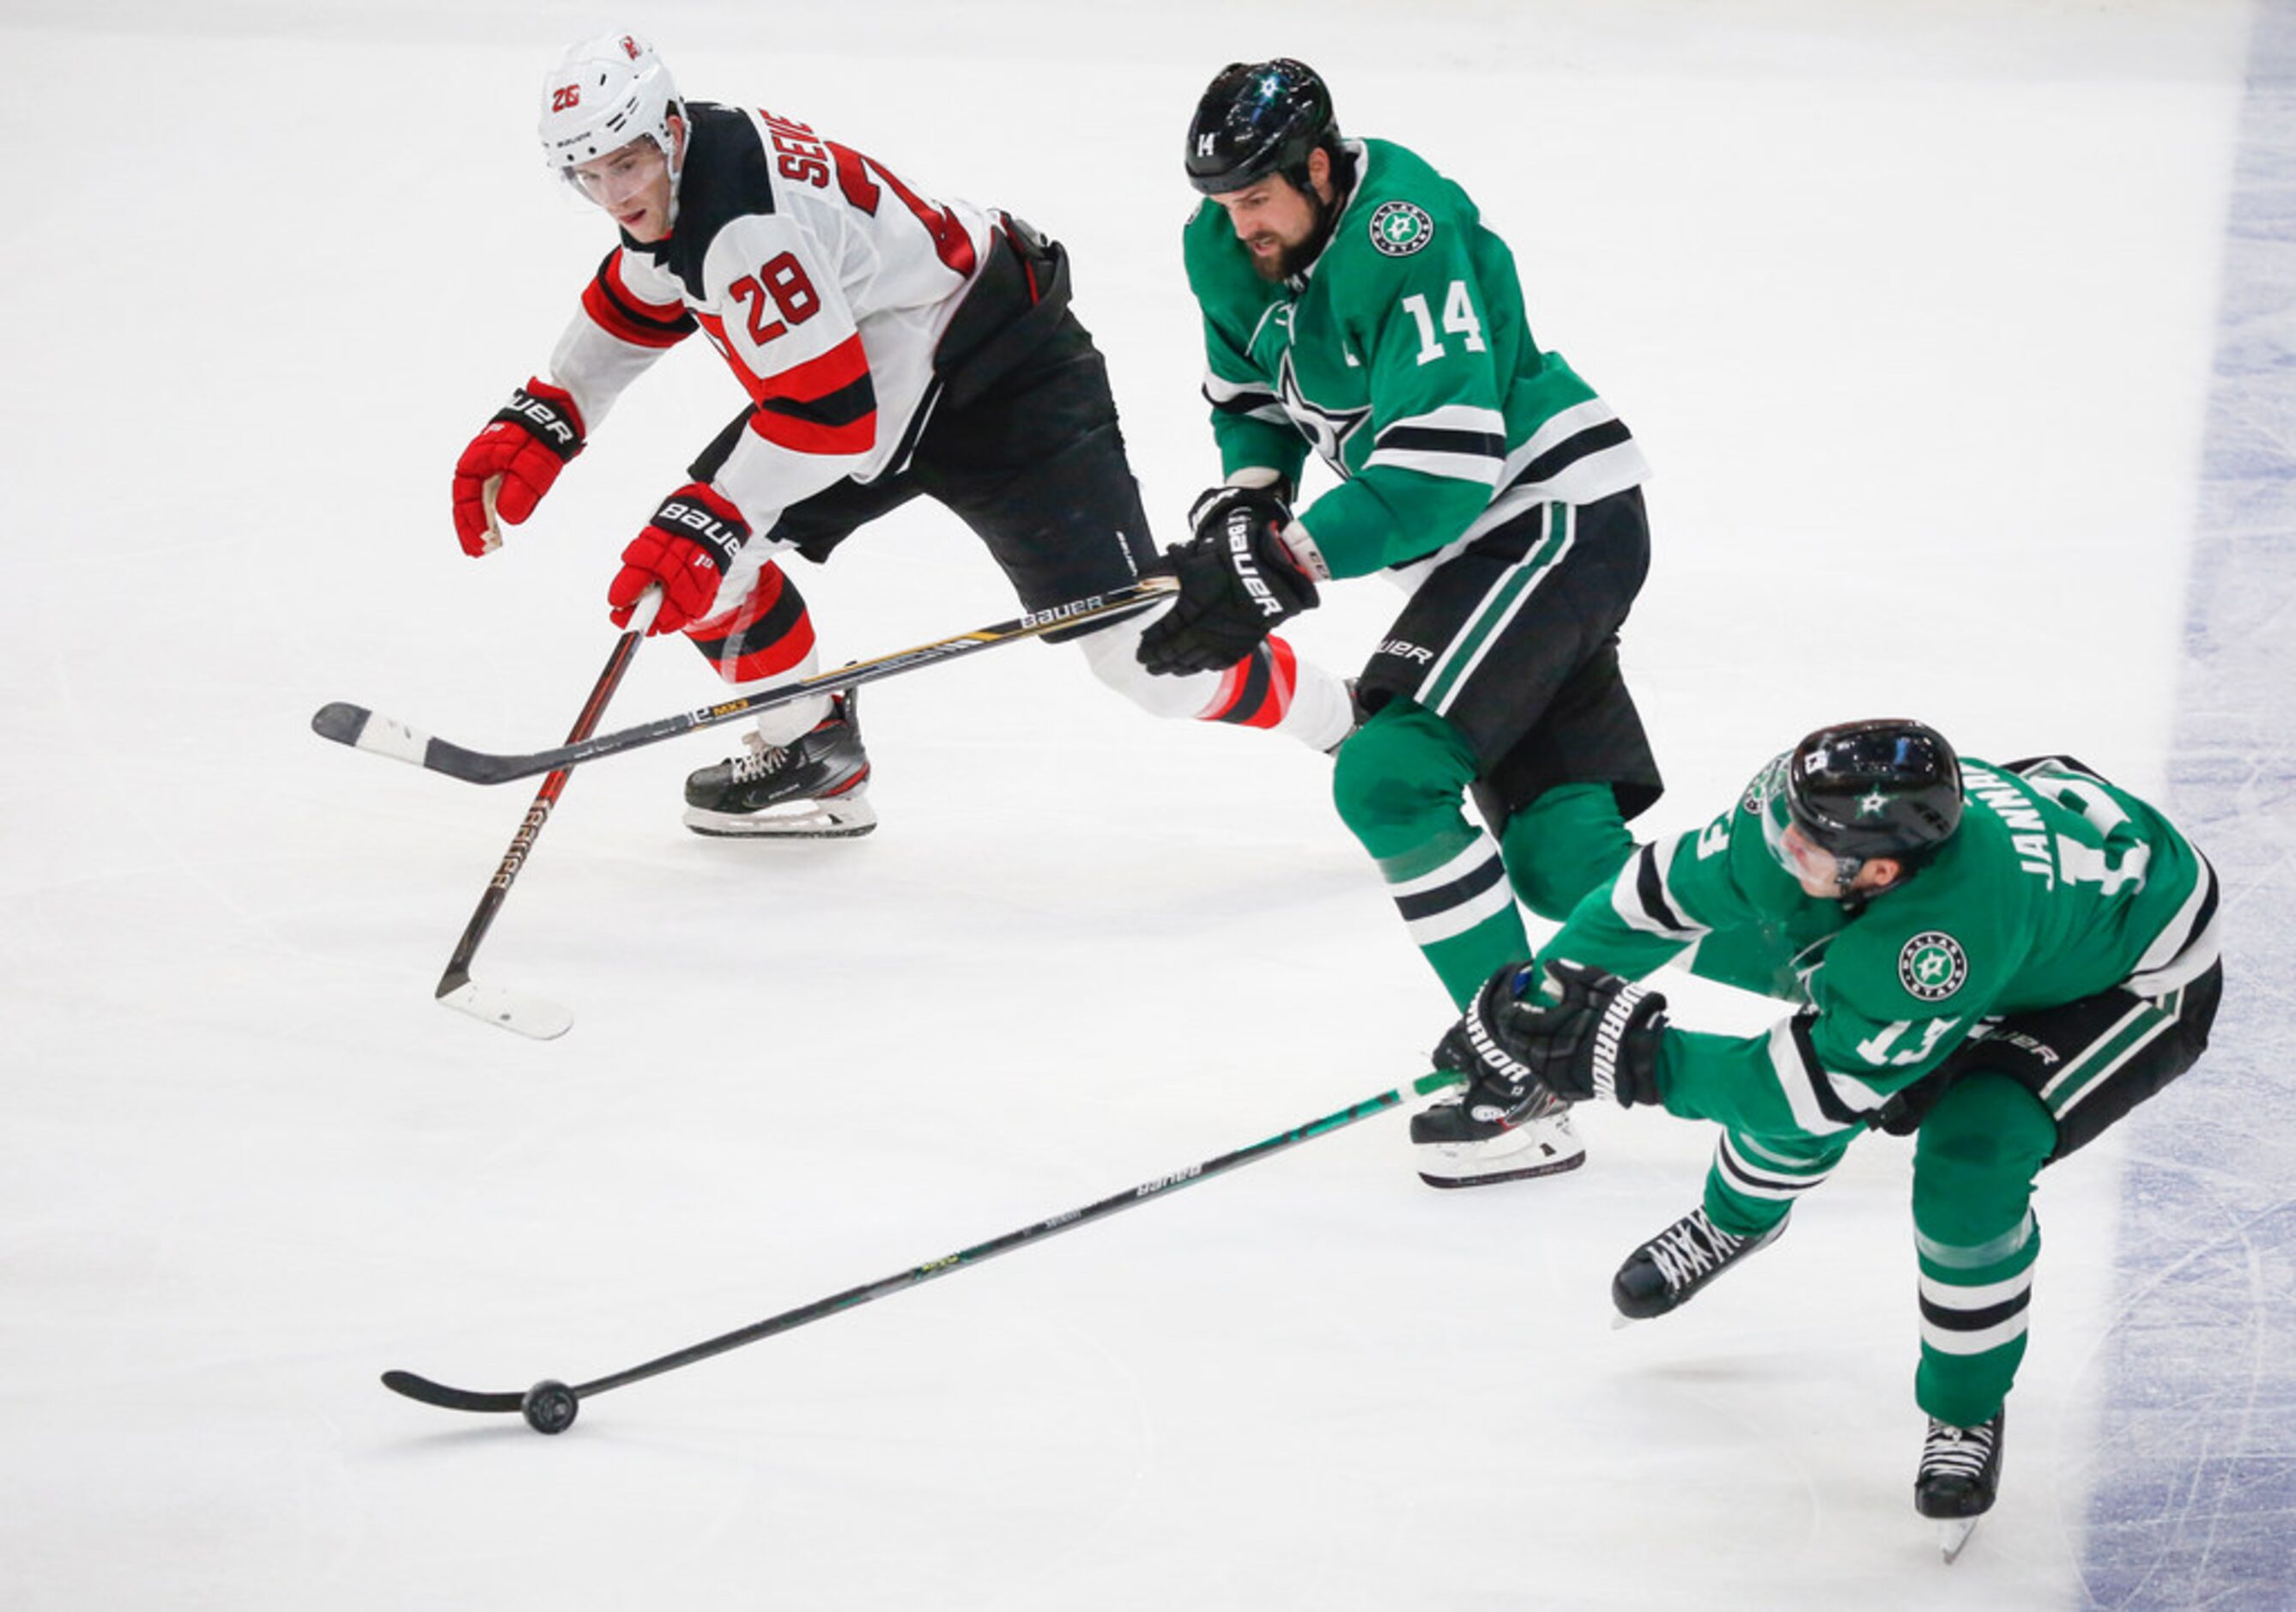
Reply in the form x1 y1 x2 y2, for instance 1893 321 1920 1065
1139 60 1664 1190
1434 718 2221 1555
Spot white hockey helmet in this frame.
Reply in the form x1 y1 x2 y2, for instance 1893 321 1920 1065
538 31 683 179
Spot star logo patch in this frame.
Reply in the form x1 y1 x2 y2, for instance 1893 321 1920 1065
1856 788 1890 818
1368 200 1434 257
1897 931 1968 1002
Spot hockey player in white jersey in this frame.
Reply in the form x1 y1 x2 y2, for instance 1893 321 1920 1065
454 33 1357 835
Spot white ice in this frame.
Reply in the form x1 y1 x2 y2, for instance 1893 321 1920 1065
0 2 2265 1607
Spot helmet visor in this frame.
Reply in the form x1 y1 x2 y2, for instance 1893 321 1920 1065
1760 768 1858 890
564 136 667 209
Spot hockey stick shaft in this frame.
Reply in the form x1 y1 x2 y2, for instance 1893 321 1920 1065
316 576 1176 787
381 1068 1465 1417
434 592 659 999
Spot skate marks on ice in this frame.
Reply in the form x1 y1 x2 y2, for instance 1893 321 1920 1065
2084 1 2296 1603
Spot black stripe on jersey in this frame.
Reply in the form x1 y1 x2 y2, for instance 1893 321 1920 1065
1394 853 1506 924
1372 423 1506 461
1717 1140 1816 1197
627 102 774 302
1786 1015 1869 1128
590 251 699 338
1511 417 1634 491
1920 1287 2031 1336
2165 859 2220 958
2005 753 2106 779
759 370 878 429
689 574 809 664
1206 643 1271 725
1205 383 1282 416
1633 845 1691 935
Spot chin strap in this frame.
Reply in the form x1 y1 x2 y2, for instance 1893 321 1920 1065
1280 147 1358 289
1833 854 1867 907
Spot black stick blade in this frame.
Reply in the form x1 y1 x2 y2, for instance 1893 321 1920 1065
311 704 439 770
312 702 372 745
381 1370 523 1413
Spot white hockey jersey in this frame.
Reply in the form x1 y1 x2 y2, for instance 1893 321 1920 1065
547 100 999 536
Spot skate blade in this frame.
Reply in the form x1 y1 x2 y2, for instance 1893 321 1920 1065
1937 1516 1979 1564
682 798 879 839
438 979 574 1039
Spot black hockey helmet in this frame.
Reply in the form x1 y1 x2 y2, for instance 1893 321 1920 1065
1185 59 1338 196
1784 718 1965 869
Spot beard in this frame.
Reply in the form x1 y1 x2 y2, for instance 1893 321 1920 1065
1245 188 1332 282
1248 237 1314 282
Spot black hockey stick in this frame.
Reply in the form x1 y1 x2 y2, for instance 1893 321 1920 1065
432 591 660 1039
382 1068 1465 1433
313 576 1176 787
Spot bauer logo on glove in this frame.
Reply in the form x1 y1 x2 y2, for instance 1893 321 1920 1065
1225 506 1289 619
1136 482 1318 676
609 482 753 634
652 496 748 567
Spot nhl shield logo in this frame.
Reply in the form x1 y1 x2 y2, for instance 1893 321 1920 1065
1898 931 1968 1002
1369 200 1434 257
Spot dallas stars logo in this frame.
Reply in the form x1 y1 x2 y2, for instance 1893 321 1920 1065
1368 200 1434 257
1278 348 1370 471
1856 787 1890 817
1897 930 1968 1002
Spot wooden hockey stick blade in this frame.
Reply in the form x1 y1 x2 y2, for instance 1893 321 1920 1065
436 975 574 1040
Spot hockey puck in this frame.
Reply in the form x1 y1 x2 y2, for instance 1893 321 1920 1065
521 1379 579 1435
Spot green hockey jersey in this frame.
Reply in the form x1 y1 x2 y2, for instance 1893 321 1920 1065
1184 137 1649 580
1545 753 2216 1140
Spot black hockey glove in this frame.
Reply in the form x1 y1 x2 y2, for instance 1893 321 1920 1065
1434 959 1669 1111
1431 962 1557 1124
1136 485 1318 676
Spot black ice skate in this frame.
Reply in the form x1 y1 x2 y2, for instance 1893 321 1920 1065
682 691 875 839
1611 1206 1786 1324
1408 1083 1587 1189
1917 1409 2005 1564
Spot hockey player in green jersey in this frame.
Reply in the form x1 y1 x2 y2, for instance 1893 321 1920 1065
1433 718 2222 1557
1142 59 1664 1191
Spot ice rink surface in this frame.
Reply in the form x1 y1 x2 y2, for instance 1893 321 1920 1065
3 0 2287 1606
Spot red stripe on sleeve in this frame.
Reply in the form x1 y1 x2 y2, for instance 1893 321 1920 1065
582 283 688 348
603 251 688 320
580 251 692 349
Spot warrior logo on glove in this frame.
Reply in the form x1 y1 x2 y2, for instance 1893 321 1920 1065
1435 957 1670 1116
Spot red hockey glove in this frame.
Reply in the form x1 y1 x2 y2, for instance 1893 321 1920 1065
452 379 586 556
1136 484 1317 676
609 483 752 635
